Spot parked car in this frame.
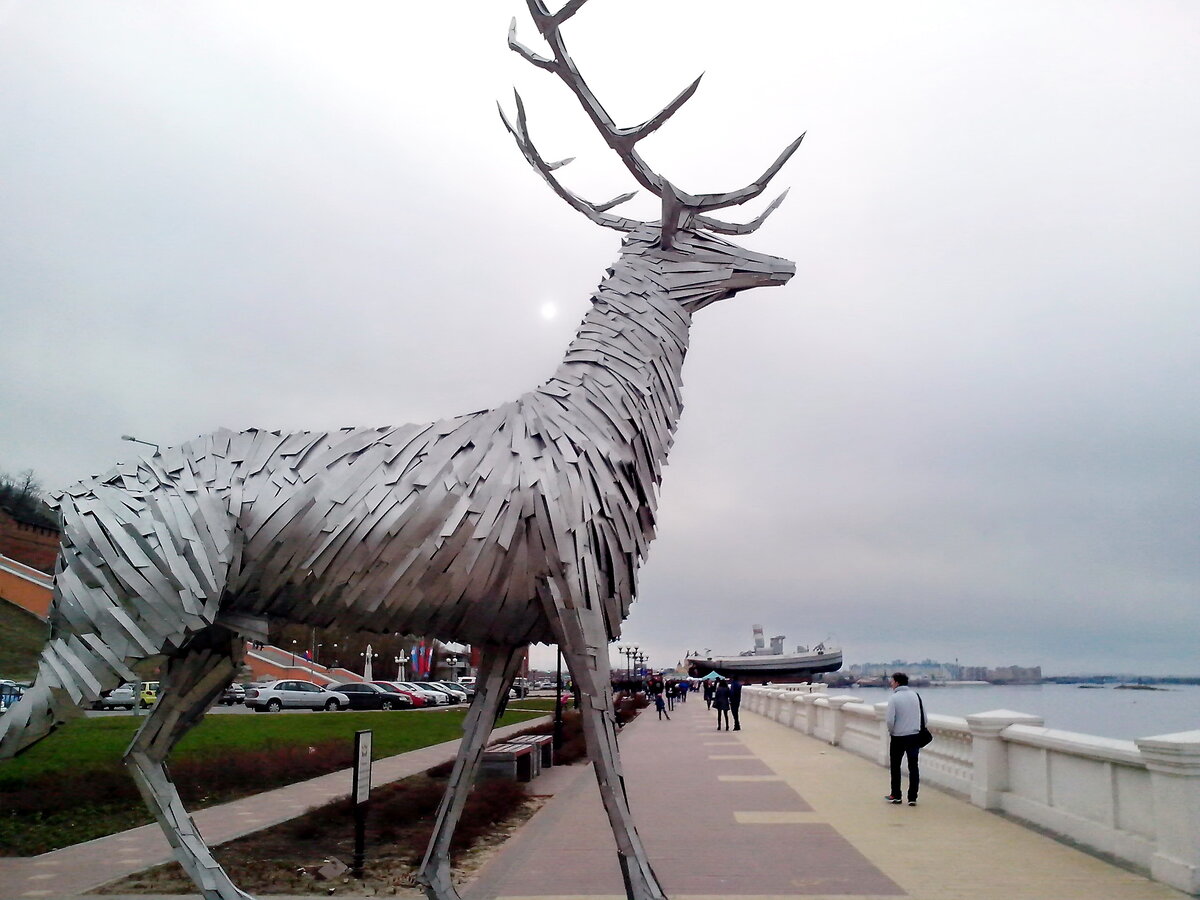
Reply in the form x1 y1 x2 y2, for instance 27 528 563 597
330 682 414 710
1 682 25 712
437 682 472 703
91 683 136 710
244 680 349 712
391 681 449 706
415 681 463 704
424 686 465 710
139 681 160 708
220 683 246 705
371 681 427 707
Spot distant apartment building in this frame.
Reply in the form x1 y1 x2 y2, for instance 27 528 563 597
846 660 1041 683
988 665 1042 684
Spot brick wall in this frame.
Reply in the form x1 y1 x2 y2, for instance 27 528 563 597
0 508 60 574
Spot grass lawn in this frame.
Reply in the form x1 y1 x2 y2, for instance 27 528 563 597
0 707 544 855
0 601 46 683
505 697 566 713
2 707 540 779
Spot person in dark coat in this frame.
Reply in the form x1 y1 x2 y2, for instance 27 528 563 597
729 676 743 730
713 679 732 730
703 679 715 709
653 691 670 720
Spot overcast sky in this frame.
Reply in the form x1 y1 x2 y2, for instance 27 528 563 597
2 1 1197 677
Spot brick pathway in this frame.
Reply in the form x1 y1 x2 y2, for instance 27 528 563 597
465 698 1188 900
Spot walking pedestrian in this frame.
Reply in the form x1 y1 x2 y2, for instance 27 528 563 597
703 679 715 709
885 672 924 806
729 676 742 730
654 691 670 720
713 678 731 730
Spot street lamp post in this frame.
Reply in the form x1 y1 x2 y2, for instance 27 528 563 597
444 656 458 680
620 645 638 681
121 434 160 452
553 648 565 751
290 639 297 668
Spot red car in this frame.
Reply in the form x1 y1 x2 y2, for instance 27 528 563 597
372 680 427 708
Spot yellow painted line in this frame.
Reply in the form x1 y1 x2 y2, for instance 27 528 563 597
734 811 825 824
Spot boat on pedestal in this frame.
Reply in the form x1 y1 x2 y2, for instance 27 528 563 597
687 626 842 680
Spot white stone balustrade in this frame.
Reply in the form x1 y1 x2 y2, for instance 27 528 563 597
742 686 1200 895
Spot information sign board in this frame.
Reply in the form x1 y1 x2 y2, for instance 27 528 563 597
353 730 373 805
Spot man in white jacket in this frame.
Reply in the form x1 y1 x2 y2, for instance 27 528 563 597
885 672 923 806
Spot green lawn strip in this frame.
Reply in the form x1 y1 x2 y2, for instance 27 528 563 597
0 601 46 683
0 708 542 855
505 698 563 712
0 708 541 781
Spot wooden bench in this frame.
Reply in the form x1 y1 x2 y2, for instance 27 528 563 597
480 741 537 782
508 734 554 770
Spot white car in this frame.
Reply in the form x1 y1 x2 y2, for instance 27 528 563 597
244 680 350 712
436 681 472 703
392 681 450 706
420 681 467 704
92 684 137 710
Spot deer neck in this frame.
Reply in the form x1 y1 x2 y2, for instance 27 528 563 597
533 254 692 461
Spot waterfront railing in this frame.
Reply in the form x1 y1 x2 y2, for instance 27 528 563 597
743 684 1200 896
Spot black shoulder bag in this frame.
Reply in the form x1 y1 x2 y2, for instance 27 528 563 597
916 694 934 747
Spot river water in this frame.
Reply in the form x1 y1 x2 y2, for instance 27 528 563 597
825 683 1200 741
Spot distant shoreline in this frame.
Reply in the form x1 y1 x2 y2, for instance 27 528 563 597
822 676 1200 689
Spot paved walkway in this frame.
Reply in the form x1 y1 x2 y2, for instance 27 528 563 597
0 700 1189 899
465 698 1187 900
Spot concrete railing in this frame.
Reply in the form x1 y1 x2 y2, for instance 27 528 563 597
743 686 1200 896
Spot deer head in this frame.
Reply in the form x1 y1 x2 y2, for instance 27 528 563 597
502 0 801 311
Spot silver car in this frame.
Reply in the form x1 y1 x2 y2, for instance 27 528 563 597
91 684 136 710
392 681 450 706
429 681 469 703
244 680 350 712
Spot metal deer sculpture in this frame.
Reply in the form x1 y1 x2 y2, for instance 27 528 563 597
0 4 802 900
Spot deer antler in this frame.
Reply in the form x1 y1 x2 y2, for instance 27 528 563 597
505 0 803 246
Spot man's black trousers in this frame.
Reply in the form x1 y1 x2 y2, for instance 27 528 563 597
889 734 921 802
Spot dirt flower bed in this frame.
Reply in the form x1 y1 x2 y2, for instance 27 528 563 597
94 772 542 896
93 713 592 896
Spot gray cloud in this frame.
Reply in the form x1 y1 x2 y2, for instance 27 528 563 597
2 1 1196 677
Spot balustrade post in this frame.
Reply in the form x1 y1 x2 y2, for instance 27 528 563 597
872 702 890 765
965 709 1044 810
825 696 856 746
1136 730 1200 894
800 693 821 736
780 692 799 728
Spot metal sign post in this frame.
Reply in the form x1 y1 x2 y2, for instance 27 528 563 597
352 730 373 879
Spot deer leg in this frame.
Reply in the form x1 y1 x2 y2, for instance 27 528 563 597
125 627 251 900
416 643 526 900
538 578 667 900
